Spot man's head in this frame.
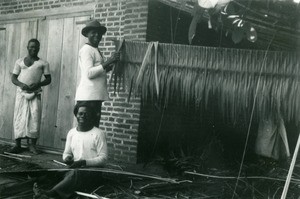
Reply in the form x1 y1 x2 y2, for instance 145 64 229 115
81 20 106 47
27 39 40 57
73 103 96 127
87 29 103 47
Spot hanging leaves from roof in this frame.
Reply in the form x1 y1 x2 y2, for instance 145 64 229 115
188 5 204 44
112 40 300 124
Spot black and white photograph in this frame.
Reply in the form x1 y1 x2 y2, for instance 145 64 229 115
0 0 300 198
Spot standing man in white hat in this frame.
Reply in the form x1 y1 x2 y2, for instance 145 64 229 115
75 20 120 127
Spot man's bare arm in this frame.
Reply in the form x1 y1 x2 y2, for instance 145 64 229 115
11 74 30 90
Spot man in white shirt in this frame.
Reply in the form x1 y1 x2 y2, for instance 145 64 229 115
10 39 51 154
75 20 120 127
33 103 108 199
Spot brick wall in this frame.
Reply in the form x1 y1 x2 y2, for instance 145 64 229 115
95 0 148 163
0 0 149 163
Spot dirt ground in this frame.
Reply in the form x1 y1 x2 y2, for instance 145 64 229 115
1 143 300 199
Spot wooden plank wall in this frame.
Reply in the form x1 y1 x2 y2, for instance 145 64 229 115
55 17 77 149
1 23 20 141
39 18 64 148
0 28 6 137
0 15 89 151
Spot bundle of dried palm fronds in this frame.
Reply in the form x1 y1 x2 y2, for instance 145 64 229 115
112 41 300 124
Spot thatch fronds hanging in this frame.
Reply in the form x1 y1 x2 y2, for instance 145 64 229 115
111 41 300 124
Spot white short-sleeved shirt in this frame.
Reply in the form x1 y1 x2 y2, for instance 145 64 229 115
75 44 110 101
12 58 50 86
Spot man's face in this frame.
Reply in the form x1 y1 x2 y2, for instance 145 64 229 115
87 29 102 46
27 42 40 57
76 107 93 126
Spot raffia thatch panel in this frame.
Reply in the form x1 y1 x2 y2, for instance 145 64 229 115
112 41 300 124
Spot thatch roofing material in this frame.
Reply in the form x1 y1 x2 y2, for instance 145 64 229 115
113 41 300 124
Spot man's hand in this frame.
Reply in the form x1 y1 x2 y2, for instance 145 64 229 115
104 64 114 72
103 52 120 72
69 160 86 168
106 52 120 65
64 156 74 166
28 83 40 91
21 84 30 91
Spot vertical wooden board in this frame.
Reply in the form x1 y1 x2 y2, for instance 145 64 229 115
55 17 77 149
2 23 21 140
37 19 49 62
39 18 63 148
72 16 89 127
37 19 49 147
19 21 38 57
0 28 7 137
19 22 29 57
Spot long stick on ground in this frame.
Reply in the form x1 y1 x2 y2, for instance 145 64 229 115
184 171 300 184
4 152 31 158
281 132 300 199
2 168 179 183
0 153 22 161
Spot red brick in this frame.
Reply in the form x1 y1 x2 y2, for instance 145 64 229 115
101 111 111 116
126 119 139 124
107 132 114 137
113 123 130 129
112 138 122 144
116 118 124 123
123 140 137 146
130 135 138 140
113 102 133 108
115 133 130 139
114 128 124 133
104 102 112 106
115 145 129 150
114 98 126 102
104 122 112 126
111 113 131 118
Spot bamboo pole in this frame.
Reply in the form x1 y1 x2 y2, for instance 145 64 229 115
184 171 300 184
2 168 179 183
4 152 31 158
75 191 99 199
0 154 22 161
52 160 67 166
280 132 300 199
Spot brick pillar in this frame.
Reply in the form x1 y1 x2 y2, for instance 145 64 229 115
95 0 149 163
